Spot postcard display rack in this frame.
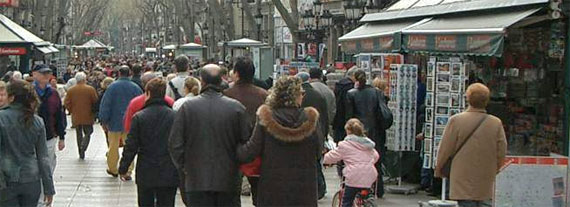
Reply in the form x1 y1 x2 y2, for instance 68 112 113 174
386 64 419 195
386 64 418 152
423 57 468 170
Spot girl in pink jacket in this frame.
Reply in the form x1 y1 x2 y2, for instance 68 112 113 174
324 118 380 207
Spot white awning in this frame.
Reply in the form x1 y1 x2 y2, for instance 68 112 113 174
37 46 55 54
180 43 205 49
163 44 177 50
402 8 541 34
225 38 265 47
339 19 425 41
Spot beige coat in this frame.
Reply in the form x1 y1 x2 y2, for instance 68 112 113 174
435 107 507 201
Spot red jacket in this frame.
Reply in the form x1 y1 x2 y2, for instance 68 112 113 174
123 95 174 132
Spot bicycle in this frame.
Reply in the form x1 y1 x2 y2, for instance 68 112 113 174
330 173 378 207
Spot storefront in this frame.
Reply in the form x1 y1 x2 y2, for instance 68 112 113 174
177 43 207 62
341 0 570 205
0 14 59 74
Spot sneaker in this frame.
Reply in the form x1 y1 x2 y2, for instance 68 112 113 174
123 175 132 181
106 170 118 177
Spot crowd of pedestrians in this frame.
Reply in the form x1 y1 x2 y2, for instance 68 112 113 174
0 53 506 207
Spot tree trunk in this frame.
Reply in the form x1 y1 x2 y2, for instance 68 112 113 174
239 0 258 40
271 0 299 44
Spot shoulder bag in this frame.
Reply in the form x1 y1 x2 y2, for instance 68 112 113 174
376 90 393 130
441 115 488 178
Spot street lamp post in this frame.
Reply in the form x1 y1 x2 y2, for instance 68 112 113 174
254 9 263 41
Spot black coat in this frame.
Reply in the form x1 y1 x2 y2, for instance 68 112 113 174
301 83 328 145
119 98 179 187
169 88 250 192
332 78 354 140
238 105 322 206
346 85 388 146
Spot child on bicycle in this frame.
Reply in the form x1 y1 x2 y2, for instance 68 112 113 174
324 118 380 207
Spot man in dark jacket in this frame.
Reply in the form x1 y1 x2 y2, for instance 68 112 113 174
32 64 66 206
32 65 66 171
224 57 268 205
332 67 357 143
296 72 328 199
169 64 250 206
130 64 144 90
119 78 179 207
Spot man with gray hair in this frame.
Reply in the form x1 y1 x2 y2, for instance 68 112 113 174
64 72 99 159
166 55 191 100
170 64 249 206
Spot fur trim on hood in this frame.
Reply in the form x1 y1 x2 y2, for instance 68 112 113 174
257 104 319 142
344 135 376 150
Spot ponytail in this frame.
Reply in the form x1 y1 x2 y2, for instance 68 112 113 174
354 70 367 89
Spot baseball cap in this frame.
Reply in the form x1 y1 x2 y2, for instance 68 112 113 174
32 64 52 73
295 72 310 83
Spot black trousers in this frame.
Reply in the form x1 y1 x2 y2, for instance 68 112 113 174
0 181 41 207
76 125 93 158
247 177 259 206
137 185 177 207
375 146 386 198
185 191 239 207
317 157 327 199
342 186 366 207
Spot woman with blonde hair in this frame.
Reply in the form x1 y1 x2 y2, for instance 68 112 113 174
172 77 201 111
237 76 322 206
372 77 389 99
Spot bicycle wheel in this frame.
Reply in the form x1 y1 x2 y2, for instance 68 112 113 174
332 191 341 207
362 198 377 207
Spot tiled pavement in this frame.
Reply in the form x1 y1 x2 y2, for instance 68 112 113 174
52 121 432 206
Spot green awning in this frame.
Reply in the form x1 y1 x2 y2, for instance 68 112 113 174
339 20 424 54
401 7 541 56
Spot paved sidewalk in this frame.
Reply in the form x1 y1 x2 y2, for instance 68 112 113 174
52 122 432 206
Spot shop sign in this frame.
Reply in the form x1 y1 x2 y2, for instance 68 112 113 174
0 0 19 7
380 37 394 50
361 39 374 51
342 41 357 52
435 35 457 51
0 47 26 55
467 35 492 53
407 35 427 50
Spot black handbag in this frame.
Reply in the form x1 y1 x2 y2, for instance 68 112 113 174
376 90 393 130
441 115 488 178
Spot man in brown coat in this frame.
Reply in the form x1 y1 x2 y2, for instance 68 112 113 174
435 83 507 207
64 72 98 159
224 56 268 205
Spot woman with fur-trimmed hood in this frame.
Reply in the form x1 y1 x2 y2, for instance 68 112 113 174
237 76 323 206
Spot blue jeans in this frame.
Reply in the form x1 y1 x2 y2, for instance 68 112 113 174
457 200 492 207
0 181 41 207
342 186 366 207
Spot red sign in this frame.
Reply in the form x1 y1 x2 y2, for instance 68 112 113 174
0 0 19 7
361 39 374 51
407 35 427 50
0 47 26 55
380 37 394 50
467 35 492 53
435 35 457 51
